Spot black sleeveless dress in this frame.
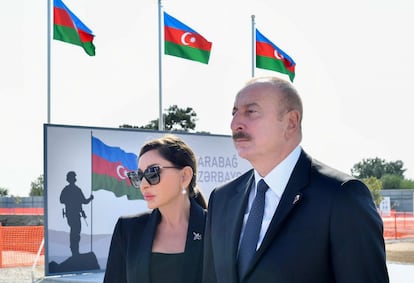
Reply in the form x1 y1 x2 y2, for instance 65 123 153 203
150 252 185 283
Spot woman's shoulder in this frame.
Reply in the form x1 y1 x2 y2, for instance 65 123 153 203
112 210 158 237
117 210 154 225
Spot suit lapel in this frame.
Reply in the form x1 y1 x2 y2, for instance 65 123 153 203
227 171 255 281
133 210 160 283
249 151 311 273
180 199 206 283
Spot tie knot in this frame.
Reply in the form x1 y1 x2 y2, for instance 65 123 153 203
257 179 269 194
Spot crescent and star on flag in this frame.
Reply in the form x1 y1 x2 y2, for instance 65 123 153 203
274 50 284 60
116 165 129 180
181 32 196 45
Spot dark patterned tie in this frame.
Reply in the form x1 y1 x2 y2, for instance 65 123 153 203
238 179 269 277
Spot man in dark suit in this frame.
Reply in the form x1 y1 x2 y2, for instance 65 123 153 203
202 76 389 283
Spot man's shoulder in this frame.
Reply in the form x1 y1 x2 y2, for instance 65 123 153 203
299 149 354 183
311 158 354 182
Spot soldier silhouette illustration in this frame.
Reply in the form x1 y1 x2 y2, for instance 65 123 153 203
60 171 94 256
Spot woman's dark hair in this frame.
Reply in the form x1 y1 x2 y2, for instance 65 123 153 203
139 134 207 209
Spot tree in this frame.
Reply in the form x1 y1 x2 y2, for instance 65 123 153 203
384 160 406 177
29 174 44 196
362 177 383 207
400 178 414 190
0 187 9 196
351 157 406 179
381 174 402 190
120 105 198 132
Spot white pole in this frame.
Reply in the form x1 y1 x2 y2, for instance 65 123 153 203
158 0 164 130
251 15 255 78
31 238 44 283
90 131 93 251
47 0 51 123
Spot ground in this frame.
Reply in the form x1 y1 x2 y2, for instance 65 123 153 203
0 240 413 282
386 239 414 264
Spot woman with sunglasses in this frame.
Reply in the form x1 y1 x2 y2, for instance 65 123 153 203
103 134 207 283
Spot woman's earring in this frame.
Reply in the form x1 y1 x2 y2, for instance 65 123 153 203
182 188 187 195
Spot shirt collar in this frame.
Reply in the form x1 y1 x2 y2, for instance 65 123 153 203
254 145 301 198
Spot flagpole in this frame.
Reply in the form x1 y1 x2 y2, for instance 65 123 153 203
47 0 51 123
90 131 93 252
158 0 164 131
251 15 256 78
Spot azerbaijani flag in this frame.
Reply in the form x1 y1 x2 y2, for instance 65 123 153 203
53 0 96 56
164 12 212 64
92 136 142 200
256 29 295 82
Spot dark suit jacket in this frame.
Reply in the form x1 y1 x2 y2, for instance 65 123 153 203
203 150 389 283
104 198 206 283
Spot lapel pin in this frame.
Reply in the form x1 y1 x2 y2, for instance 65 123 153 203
193 232 202 240
292 194 301 205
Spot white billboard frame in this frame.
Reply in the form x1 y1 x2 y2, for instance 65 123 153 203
44 123 251 276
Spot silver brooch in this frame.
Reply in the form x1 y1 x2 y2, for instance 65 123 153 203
193 232 202 240
292 194 301 205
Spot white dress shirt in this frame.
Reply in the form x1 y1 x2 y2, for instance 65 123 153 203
239 145 302 250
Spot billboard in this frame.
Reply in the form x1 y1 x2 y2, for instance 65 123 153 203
44 124 251 275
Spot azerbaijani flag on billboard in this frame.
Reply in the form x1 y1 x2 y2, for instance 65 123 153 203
164 12 212 64
53 0 96 56
256 29 295 82
92 136 141 200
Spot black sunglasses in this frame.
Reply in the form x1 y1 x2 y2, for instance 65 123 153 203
127 165 181 188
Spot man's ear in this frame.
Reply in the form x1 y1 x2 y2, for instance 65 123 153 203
285 110 300 138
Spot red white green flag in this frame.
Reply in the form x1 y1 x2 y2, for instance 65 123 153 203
256 29 295 82
164 12 212 64
91 136 141 200
53 0 96 56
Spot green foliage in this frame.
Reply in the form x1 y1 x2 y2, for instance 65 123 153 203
29 174 44 196
385 160 405 177
351 157 406 179
380 174 402 190
120 105 198 132
362 177 383 207
119 124 136 128
0 187 9 196
400 178 414 189
138 119 158 130
163 105 197 131
352 157 413 190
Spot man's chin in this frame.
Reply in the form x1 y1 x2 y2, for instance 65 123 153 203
234 146 251 160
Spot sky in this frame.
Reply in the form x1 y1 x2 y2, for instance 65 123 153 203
1 0 414 196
